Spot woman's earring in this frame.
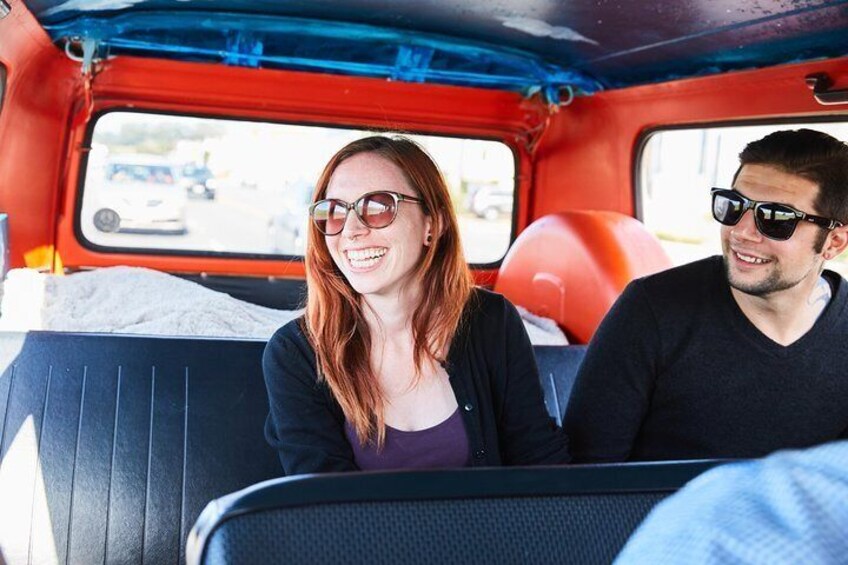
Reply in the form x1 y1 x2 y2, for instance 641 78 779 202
425 232 433 245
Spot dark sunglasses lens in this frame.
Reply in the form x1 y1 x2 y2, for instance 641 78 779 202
755 204 798 240
312 200 348 235
712 192 745 225
357 192 397 228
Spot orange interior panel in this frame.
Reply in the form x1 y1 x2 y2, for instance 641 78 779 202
533 56 848 219
0 1 78 270
54 58 540 280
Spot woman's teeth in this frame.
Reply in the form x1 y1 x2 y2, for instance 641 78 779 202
346 247 387 268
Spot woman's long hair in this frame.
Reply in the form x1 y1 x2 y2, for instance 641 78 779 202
304 136 474 446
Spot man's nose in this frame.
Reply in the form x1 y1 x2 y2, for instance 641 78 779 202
730 209 762 242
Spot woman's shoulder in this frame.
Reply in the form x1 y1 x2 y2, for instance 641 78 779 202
265 317 314 362
462 287 520 332
269 316 307 342
263 316 319 384
467 286 514 315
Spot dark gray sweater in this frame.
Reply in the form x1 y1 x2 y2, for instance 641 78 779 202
263 288 570 475
565 256 848 462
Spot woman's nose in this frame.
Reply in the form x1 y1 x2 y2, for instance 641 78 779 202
341 208 369 238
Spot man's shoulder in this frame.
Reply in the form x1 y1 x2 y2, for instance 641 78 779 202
628 256 723 302
639 255 721 287
823 268 847 299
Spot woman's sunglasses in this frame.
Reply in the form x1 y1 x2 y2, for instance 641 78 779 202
710 188 843 241
309 190 425 236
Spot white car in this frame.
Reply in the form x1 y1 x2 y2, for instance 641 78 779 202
469 184 514 221
268 181 313 255
89 157 188 234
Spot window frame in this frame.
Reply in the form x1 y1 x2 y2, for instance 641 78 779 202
74 108 520 269
633 116 848 224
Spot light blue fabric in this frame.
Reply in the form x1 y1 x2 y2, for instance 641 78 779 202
616 441 848 565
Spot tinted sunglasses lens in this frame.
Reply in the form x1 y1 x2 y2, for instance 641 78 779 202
712 191 744 225
755 203 799 240
357 192 397 228
312 200 347 235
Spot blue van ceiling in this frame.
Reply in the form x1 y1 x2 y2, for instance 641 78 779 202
22 0 848 101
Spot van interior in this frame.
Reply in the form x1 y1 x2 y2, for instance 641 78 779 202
1 0 847 563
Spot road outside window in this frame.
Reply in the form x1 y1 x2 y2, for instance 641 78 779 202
79 112 515 265
639 122 848 278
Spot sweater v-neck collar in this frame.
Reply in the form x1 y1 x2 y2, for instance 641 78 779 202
718 258 847 356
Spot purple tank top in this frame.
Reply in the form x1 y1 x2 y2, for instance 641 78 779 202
345 408 471 470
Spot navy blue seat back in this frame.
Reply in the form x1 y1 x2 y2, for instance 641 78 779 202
0 332 279 565
535 345 586 425
0 331 589 564
187 462 721 565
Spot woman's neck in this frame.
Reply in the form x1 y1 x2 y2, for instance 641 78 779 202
362 284 422 338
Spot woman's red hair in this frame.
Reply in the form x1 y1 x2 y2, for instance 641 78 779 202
303 136 474 446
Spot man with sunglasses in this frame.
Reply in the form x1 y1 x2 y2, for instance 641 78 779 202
565 129 848 462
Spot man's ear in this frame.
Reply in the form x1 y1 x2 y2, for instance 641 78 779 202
823 225 848 260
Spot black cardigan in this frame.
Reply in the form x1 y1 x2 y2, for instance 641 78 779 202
263 288 571 475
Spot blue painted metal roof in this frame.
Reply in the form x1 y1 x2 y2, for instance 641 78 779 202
21 0 848 98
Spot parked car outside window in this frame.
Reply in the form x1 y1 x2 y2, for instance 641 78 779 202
88 156 188 234
468 183 514 221
181 164 217 200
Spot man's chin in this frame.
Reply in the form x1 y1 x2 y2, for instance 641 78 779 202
723 255 780 297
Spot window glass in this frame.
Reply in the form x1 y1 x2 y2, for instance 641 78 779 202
79 112 515 264
639 122 848 278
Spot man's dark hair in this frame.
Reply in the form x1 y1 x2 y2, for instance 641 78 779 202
732 129 848 225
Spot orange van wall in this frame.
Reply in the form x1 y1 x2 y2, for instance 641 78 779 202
54 57 538 282
0 1 78 270
533 56 848 218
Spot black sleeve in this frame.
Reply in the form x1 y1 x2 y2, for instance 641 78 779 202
262 322 358 475
498 298 572 465
563 280 661 463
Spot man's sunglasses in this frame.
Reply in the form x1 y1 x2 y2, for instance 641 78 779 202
710 188 843 241
309 190 425 236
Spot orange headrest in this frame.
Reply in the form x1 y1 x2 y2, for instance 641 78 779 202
494 211 672 344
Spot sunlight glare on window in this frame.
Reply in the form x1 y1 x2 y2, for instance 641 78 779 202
79 113 516 265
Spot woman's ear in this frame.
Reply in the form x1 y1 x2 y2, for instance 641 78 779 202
424 213 445 246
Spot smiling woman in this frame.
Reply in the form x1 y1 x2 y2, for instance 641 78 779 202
262 136 570 474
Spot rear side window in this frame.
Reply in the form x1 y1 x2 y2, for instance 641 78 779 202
639 122 848 278
79 112 516 265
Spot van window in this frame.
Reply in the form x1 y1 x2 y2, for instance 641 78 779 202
79 112 516 265
639 123 848 278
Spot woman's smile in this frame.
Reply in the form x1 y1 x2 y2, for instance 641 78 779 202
344 246 389 271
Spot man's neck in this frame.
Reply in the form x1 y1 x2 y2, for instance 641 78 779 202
730 274 831 346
